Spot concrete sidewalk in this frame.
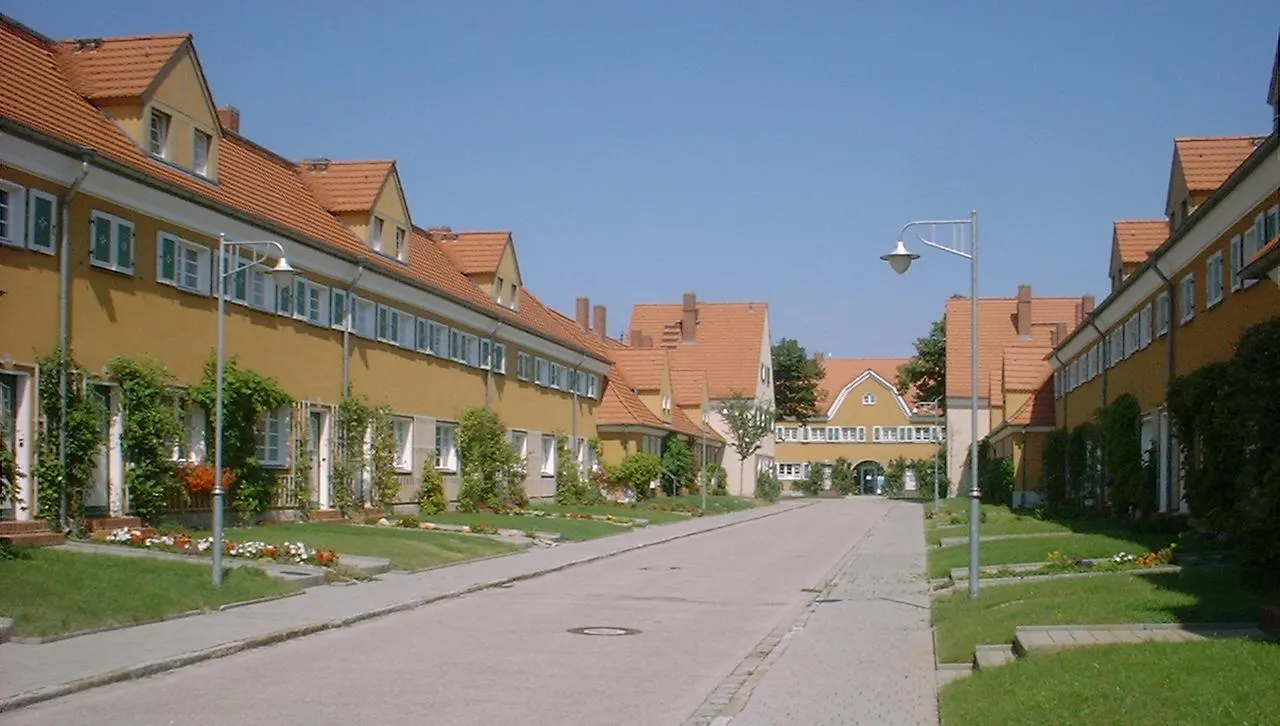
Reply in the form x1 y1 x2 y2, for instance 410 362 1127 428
0 500 809 711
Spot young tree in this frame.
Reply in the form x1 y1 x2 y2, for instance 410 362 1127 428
771 338 826 422
897 316 946 405
720 393 776 496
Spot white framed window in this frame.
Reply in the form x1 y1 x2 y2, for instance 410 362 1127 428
392 417 412 472
330 289 350 330
534 358 549 386
193 130 212 177
861 392 876 405
434 422 458 472
1267 205 1280 244
449 329 462 361
587 374 599 399
0 180 26 248
414 318 430 353
219 249 250 304
1139 304 1153 349
370 216 384 252
495 277 505 304
1230 234 1244 291
549 363 564 389
1205 251 1225 308
256 407 291 468
775 427 796 442
509 430 528 462
352 296 376 338
89 211 135 275
293 278 331 326
540 434 556 476
26 188 57 254
1156 291 1171 337
149 109 170 158
508 282 518 309
172 405 207 463
1243 218 1260 289
245 268 274 312
776 462 805 481
493 344 507 375
157 233 212 295
377 305 401 345
1123 316 1138 358
1179 274 1196 324
517 352 532 381
480 339 492 370
394 227 406 260
1108 331 1122 366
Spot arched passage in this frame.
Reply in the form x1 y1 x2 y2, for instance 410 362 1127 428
853 460 885 495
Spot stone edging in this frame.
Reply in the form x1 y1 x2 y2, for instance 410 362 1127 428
0 501 810 715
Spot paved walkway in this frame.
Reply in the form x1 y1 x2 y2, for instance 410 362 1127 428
1014 623 1269 654
0 501 809 708
721 501 937 726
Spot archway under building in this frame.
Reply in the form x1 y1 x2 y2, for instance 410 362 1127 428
853 460 885 495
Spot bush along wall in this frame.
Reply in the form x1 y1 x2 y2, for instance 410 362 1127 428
1098 393 1150 518
34 347 104 534
1041 428 1069 509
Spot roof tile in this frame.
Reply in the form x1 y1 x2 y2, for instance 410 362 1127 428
297 160 393 213
1113 219 1168 265
945 295 1082 399
1175 136 1267 193
629 301 767 399
433 231 509 276
53 33 187 101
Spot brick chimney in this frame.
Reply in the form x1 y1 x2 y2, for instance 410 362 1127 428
1081 294 1095 317
629 327 644 348
1052 322 1068 347
575 297 590 333
681 292 698 343
813 352 825 363
1016 285 1032 338
592 305 607 342
217 106 240 133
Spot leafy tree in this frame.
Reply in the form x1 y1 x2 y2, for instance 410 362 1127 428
456 408 527 512
720 393 776 496
609 452 662 499
771 338 826 422
832 458 858 496
660 433 695 496
897 316 946 406
796 461 824 496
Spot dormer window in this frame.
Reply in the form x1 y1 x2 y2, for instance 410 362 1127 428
193 130 212 177
149 110 171 158
371 216 384 252
394 227 406 260
495 277 505 304
508 282 518 309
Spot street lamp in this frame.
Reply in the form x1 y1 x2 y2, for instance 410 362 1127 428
212 234 294 587
881 210 982 599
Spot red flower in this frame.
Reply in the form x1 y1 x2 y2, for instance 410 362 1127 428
179 464 237 494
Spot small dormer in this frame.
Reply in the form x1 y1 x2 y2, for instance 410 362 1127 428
432 229 523 311
1166 137 1266 232
298 160 411 264
1110 220 1168 293
55 34 223 181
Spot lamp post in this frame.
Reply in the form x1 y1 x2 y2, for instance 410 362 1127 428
881 211 981 599
212 234 294 587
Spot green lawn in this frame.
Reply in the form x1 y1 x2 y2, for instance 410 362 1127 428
940 639 1280 725
419 512 628 541
221 523 518 570
928 532 1176 578
925 517 1081 545
530 495 757 524
0 548 298 638
529 503 690 524
932 568 1277 663
644 495 760 514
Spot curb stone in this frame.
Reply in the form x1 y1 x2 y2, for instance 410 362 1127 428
0 501 810 714
0 618 12 644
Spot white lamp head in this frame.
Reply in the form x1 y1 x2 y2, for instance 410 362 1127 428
270 257 295 287
880 240 920 275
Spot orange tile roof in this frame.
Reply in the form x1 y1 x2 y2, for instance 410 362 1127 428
669 368 709 407
1001 345 1054 391
813 358 913 412
297 160 393 213
433 231 510 276
945 295 1082 399
597 366 666 429
1174 136 1266 193
608 348 667 391
671 405 721 440
1113 220 1168 265
0 19 602 362
1007 378 1055 426
53 33 188 101
629 301 767 399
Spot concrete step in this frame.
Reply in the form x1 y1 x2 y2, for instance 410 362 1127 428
308 510 345 523
1 531 67 548
0 520 52 536
973 644 1017 670
87 516 143 532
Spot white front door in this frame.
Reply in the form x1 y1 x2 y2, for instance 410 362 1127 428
0 373 23 518
308 408 332 509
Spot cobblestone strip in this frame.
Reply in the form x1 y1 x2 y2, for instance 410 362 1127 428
681 504 896 726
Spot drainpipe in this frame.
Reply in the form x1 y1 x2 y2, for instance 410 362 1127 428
1051 350 1069 508
340 264 365 398
484 319 503 411
1150 260 1176 512
57 155 92 531
1086 319 1109 409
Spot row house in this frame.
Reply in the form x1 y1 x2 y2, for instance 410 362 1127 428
625 294 774 497
773 356 944 494
0 17 610 522
984 345 1057 507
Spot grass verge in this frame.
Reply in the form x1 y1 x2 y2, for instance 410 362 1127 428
0 548 298 638
932 568 1276 663
221 523 518 570
927 532 1176 578
940 639 1280 725
531 495 758 524
419 513 627 541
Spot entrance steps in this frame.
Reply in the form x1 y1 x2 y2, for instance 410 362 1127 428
0 520 65 548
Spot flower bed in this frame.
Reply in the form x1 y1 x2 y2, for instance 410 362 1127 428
103 527 340 567
513 509 637 525
980 544 1180 580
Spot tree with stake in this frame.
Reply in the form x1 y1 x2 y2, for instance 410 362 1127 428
897 316 946 406
771 338 826 423
720 393 776 496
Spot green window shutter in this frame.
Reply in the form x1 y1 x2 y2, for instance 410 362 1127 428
331 290 346 327
30 194 55 252
115 221 134 271
233 266 248 301
278 282 292 315
158 235 176 282
92 216 112 263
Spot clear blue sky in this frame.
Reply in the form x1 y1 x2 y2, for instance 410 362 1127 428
7 0 1278 357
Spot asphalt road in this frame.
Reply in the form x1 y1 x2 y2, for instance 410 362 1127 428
2 498 935 726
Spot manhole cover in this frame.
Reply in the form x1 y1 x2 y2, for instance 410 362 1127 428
668 566 682 570
567 626 641 637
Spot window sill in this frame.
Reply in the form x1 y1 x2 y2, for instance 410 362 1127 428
90 261 135 276
261 462 290 470
435 467 458 475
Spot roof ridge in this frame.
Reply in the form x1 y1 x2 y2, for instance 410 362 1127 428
1174 134 1268 142
57 32 190 43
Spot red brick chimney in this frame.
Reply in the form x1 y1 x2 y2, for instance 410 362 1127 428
1016 285 1032 338
217 106 240 133
681 292 697 343
1081 294 1095 317
592 305 607 342
575 297 590 333
1052 322 1068 347
629 327 644 348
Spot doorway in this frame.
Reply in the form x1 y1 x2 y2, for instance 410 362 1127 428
854 460 885 495
306 406 331 509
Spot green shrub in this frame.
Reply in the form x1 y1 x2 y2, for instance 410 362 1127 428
755 470 782 502
417 454 447 515
795 461 824 496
